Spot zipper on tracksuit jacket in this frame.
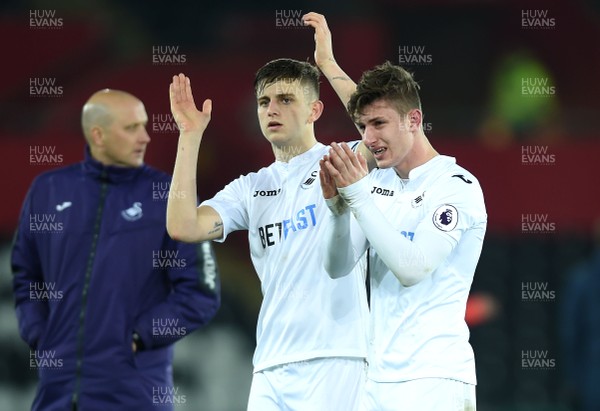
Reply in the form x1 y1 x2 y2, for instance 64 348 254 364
71 173 109 410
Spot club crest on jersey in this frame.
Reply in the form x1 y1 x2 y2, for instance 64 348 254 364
411 191 426 208
432 204 458 232
121 202 143 221
300 170 318 189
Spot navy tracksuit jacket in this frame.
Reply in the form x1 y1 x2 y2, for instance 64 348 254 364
12 148 220 410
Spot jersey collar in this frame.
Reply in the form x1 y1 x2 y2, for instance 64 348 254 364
276 142 324 168
405 155 456 182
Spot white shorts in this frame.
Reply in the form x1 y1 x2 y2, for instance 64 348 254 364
247 357 366 411
361 377 476 411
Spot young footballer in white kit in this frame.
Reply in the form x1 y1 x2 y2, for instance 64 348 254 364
166 59 373 411
304 12 487 411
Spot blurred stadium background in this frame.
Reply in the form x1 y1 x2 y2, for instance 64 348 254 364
1 0 599 410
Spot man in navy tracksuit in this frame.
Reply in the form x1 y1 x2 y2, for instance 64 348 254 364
11 89 221 410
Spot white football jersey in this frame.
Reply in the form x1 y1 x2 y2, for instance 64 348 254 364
364 155 487 384
202 142 369 372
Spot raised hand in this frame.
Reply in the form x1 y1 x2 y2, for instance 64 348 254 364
302 12 335 70
302 12 357 115
169 73 212 137
323 142 369 188
319 155 338 200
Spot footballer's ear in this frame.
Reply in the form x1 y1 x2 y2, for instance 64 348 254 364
407 108 423 131
308 100 324 124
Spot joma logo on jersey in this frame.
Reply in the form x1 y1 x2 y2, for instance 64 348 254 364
253 188 281 197
371 186 394 196
258 204 317 249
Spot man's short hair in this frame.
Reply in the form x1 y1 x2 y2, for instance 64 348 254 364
348 61 421 121
254 58 320 99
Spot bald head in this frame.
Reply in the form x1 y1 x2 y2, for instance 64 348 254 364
81 89 150 168
81 89 143 143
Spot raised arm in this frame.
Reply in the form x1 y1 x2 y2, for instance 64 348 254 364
304 12 376 171
167 73 223 243
303 12 357 108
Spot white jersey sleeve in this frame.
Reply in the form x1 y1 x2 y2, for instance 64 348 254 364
416 172 487 245
321 196 369 279
200 173 256 242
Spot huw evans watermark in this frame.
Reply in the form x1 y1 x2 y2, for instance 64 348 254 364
151 113 179 134
521 214 556 234
30 350 63 369
521 77 556 97
29 145 64 165
521 350 556 370
521 10 556 29
521 146 555 165
398 45 432 66
521 282 556 302
152 386 186 406
152 46 186 65
30 282 63 301
29 78 63 98
152 318 187 337
151 181 188 201
29 10 63 29
29 214 63 234
152 250 187 269
275 10 308 29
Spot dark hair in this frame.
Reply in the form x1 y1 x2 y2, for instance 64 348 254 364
254 58 320 98
348 61 421 121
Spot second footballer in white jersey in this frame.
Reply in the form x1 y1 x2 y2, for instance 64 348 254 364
320 66 486 410
363 158 486 385
303 12 486 410
324 152 486 411
327 154 486 410
166 59 372 411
